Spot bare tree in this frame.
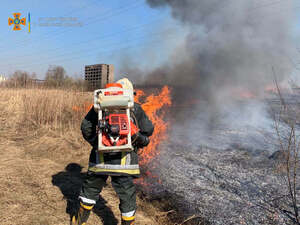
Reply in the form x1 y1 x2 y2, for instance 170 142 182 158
9 70 35 87
273 77 300 224
45 65 67 87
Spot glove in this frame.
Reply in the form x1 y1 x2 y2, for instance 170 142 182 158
89 135 98 147
132 132 150 148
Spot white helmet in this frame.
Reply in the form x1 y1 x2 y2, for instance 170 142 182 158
116 78 133 90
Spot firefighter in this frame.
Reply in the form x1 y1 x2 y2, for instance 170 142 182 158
71 78 154 225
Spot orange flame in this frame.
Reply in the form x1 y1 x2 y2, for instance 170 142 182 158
135 86 172 166
264 84 277 93
72 102 93 112
230 88 256 99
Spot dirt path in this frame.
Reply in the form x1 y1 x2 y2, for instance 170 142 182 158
0 91 160 225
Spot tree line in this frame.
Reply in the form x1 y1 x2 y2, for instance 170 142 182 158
2 65 87 90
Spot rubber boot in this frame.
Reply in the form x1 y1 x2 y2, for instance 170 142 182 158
121 216 135 225
71 202 94 225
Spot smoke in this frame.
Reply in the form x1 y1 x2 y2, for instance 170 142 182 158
118 0 298 150
129 1 297 221
128 0 294 103
135 1 296 222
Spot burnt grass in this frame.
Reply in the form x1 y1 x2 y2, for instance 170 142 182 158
159 145 290 225
140 92 300 225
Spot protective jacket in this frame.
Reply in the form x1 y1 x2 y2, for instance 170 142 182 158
81 103 154 177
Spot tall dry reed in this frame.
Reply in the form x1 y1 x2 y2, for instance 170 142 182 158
22 89 92 130
0 88 92 131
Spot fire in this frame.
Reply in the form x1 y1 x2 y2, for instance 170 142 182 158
135 86 172 166
231 88 256 99
264 84 277 93
134 86 172 187
239 91 255 99
72 102 93 112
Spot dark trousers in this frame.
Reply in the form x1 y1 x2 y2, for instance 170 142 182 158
79 172 136 214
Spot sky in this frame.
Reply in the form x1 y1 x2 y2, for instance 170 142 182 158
1 0 300 81
0 0 183 79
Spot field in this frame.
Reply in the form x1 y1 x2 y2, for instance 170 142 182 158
0 88 172 225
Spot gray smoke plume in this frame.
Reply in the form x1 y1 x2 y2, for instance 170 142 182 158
129 2 298 224
132 1 298 223
139 0 294 102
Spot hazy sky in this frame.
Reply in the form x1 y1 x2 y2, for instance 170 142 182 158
0 0 182 79
1 0 299 80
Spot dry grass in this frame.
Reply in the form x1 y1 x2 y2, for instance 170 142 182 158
0 88 173 225
22 89 90 130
